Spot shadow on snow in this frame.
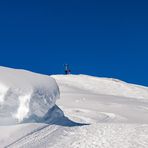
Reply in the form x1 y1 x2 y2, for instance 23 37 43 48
23 105 89 127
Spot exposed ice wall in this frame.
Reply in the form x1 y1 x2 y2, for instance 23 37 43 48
0 66 60 125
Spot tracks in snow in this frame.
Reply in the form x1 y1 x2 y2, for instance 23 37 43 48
5 124 60 148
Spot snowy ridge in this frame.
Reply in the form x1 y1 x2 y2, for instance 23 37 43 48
52 74 148 99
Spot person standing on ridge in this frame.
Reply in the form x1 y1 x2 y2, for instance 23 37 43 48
64 64 71 75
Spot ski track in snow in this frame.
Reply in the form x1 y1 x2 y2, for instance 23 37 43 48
7 124 148 148
5 125 59 148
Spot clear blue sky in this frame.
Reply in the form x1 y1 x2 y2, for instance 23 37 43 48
0 0 148 86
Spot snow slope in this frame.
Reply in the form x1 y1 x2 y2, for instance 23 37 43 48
53 75 148 124
52 74 148 99
0 67 60 125
1 73 148 148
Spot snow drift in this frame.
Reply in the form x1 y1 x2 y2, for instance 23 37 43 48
0 66 60 125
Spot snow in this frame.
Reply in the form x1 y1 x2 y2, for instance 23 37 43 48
56 124 148 148
0 66 60 125
52 74 148 99
54 75 148 124
1 72 148 148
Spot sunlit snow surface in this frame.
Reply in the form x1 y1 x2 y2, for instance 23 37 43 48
1 72 148 148
0 66 60 125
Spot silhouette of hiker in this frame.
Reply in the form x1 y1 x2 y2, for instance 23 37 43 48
64 64 71 75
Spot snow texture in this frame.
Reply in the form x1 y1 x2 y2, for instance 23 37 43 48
0 66 60 125
1 72 148 148
52 74 148 99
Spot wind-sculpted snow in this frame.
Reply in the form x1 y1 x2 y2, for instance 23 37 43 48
0 66 60 125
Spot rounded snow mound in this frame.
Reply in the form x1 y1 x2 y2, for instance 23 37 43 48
0 66 60 125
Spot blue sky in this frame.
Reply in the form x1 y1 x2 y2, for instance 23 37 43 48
0 0 148 86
